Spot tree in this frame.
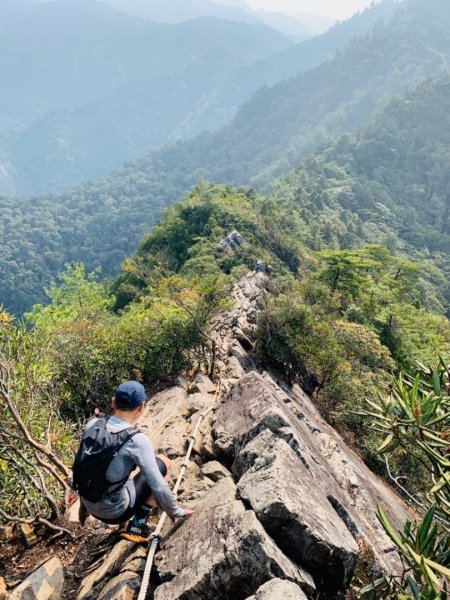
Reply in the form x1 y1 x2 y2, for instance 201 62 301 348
316 245 391 300
122 256 230 376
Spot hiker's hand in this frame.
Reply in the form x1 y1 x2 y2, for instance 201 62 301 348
171 509 193 523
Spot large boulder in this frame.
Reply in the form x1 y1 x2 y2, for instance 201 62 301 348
185 392 216 415
154 478 315 600
140 387 189 447
191 374 217 395
77 542 142 600
10 557 64 600
245 578 308 600
201 460 232 482
225 355 246 379
97 571 141 600
236 429 358 593
140 386 191 458
213 371 411 579
228 340 256 372
154 415 190 458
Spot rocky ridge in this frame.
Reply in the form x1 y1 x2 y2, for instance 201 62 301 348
11 272 412 599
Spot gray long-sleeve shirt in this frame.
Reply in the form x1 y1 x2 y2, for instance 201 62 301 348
81 416 186 520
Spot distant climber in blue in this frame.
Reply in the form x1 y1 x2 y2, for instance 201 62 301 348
72 380 192 543
255 259 265 273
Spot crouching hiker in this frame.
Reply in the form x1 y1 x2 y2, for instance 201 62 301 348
72 380 192 543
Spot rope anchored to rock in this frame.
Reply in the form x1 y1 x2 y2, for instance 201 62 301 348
137 380 222 600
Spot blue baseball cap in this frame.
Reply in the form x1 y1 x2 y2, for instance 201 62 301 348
115 380 147 409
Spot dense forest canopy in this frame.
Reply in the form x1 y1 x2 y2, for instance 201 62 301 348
269 76 450 314
2 69 450 316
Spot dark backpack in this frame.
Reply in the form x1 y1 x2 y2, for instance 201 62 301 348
72 418 139 503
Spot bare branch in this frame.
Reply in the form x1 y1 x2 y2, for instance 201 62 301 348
2 449 60 519
384 456 426 510
0 508 34 523
0 428 69 492
0 510 74 538
0 377 70 477
37 518 74 539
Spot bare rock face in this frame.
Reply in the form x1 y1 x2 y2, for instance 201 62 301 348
225 354 246 379
140 387 191 458
191 373 216 395
0 577 6 600
140 387 189 447
97 571 141 600
213 371 411 590
228 340 256 372
77 542 142 600
154 478 315 600
155 415 190 458
185 392 215 415
236 429 358 593
245 578 308 600
201 460 232 482
10 557 64 600
189 409 216 458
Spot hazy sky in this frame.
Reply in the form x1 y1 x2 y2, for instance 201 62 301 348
246 1 382 20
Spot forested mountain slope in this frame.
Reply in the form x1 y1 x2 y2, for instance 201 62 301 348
236 0 398 95
0 0 290 195
148 0 450 190
2 73 450 317
269 76 450 313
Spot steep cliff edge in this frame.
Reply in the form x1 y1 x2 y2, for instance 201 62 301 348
11 273 411 600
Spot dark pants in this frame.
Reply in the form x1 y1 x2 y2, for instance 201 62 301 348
100 456 167 525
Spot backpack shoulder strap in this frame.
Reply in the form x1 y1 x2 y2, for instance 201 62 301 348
101 426 141 493
117 426 140 446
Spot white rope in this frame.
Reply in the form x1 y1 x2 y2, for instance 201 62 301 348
137 380 221 600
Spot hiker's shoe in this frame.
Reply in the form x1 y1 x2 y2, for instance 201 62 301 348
120 522 155 543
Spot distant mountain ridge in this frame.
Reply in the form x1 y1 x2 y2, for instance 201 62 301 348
232 1 398 104
294 10 335 33
0 0 397 196
95 0 318 39
146 0 449 190
2 74 450 316
0 1 291 195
